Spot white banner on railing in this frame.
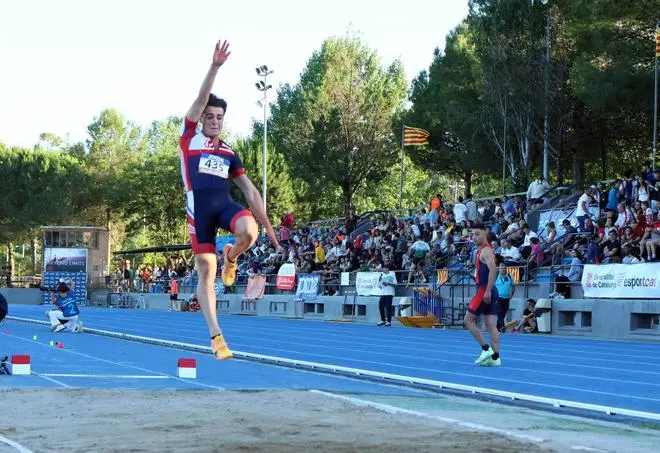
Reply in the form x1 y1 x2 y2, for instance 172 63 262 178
581 263 660 299
356 272 383 296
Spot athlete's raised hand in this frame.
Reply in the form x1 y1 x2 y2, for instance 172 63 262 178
212 40 231 67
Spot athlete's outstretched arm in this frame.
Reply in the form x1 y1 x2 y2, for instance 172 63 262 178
233 174 280 247
186 40 231 123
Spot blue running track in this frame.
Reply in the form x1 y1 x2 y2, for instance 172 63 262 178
4 304 660 418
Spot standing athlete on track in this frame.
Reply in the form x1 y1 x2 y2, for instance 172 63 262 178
464 224 501 367
180 40 280 360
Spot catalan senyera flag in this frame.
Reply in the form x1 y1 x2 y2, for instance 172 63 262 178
403 126 430 146
656 26 660 57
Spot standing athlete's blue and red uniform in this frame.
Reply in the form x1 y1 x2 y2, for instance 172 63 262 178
179 118 254 254
467 243 499 316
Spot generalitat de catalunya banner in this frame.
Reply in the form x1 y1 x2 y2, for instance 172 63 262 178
581 263 660 299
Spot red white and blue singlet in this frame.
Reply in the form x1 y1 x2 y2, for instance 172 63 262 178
179 118 253 254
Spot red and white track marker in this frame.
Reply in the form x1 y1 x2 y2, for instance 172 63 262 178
11 355 31 375
177 358 197 379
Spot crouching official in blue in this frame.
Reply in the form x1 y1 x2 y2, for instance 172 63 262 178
46 281 84 333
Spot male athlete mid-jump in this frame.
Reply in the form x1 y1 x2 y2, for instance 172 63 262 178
180 40 280 359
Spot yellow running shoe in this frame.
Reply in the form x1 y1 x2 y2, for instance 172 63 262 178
211 334 233 360
221 244 238 286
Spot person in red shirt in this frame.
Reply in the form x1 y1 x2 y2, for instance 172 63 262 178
169 278 179 311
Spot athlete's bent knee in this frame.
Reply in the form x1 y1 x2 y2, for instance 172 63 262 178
236 217 258 246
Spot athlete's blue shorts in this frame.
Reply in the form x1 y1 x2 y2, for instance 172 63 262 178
186 189 252 254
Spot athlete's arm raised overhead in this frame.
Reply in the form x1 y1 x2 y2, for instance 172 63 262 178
482 247 497 303
232 174 280 248
186 40 231 123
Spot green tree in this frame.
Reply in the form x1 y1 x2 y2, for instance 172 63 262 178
270 34 408 216
0 147 91 283
121 117 187 247
407 23 493 197
231 135 296 224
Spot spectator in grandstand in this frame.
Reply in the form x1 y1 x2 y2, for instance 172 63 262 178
581 217 596 237
408 237 430 284
622 246 642 264
605 180 621 214
500 239 522 266
640 211 660 261
620 226 640 250
520 224 538 259
527 237 544 272
566 249 583 282
430 193 443 212
495 260 515 333
575 187 593 232
279 221 291 246
465 194 478 222
600 230 622 264
501 195 515 220
428 206 440 228
526 175 551 208
622 170 635 207
638 178 651 204
598 218 616 244
453 196 468 224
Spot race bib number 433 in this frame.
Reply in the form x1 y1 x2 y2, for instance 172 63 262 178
199 154 230 178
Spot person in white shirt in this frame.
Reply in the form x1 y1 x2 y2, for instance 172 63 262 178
465 195 478 222
500 239 522 264
575 187 593 232
527 175 551 207
453 196 468 223
376 264 398 327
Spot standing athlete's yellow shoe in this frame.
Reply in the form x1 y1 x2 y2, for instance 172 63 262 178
221 244 238 286
211 334 233 360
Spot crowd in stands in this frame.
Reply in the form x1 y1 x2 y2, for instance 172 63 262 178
115 162 660 294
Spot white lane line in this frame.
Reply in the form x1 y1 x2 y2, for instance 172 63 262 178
0 435 34 453
311 390 546 443
41 374 170 379
32 372 71 388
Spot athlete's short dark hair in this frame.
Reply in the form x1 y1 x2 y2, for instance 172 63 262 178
471 223 487 231
206 94 227 112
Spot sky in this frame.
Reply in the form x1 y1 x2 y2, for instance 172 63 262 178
0 0 469 148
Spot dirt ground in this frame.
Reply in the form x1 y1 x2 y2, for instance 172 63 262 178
0 389 557 453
